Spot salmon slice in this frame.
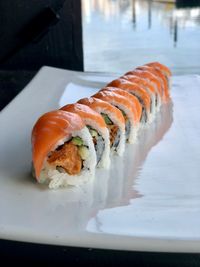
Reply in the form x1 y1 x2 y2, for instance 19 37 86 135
93 90 139 143
146 62 172 79
107 78 151 122
77 97 125 126
145 62 172 100
101 86 142 123
125 69 163 99
137 65 170 102
61 103 107 129
93 90 137 124
32 110 85 180
122 74 156 97
121 73 161 109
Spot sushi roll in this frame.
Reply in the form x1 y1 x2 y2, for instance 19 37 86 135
93 90 139 144
145 62 172 90
136 65 169 103
61 103 110 169
145 62 171 101
125 69 162 113
100 87 142 124
31 110 97 189
107 78 152 125
78 97 126 156
121 73 161 112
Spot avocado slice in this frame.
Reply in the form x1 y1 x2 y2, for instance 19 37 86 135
71 136 84 146
101 113 113 125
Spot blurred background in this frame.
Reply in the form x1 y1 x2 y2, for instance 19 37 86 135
82 0 200 74
0 0 200 110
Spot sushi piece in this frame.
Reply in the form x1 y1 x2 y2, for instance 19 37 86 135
107 78 152 125
125 69 162 112
61 103 110 169
100 87 142 124
145 62 172 100
31 110 97 189
145 62 172 89
93 90 139 144
136 65 170 103
121 73 161 112
78 97 126 156
126 69 163 98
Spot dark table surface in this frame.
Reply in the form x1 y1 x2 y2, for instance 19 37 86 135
1 239 200 267
0 70 36 111
1 70 200 266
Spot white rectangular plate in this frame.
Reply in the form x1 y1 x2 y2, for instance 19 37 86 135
0 66 200 253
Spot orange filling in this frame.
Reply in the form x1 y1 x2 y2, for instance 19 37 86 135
107 124 119 147
47 142 82 175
